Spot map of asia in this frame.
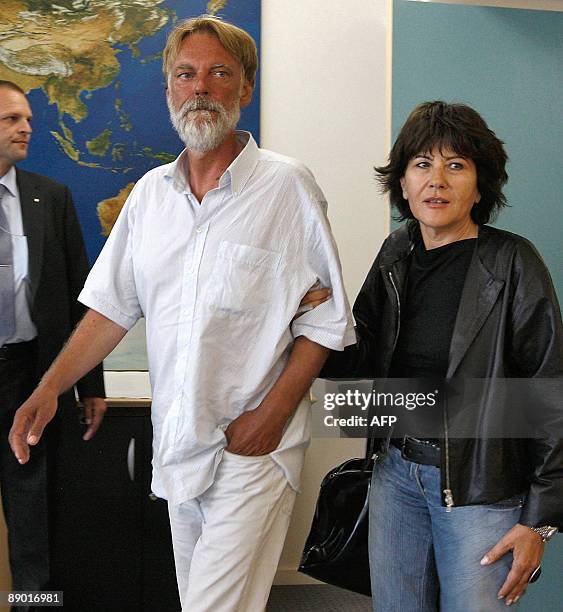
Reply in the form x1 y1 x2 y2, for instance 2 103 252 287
0 0 260 369
0 0 260 258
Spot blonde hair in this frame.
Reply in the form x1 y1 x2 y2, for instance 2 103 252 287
163 15 258 89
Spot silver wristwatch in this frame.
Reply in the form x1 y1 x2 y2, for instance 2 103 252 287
530 525 558 542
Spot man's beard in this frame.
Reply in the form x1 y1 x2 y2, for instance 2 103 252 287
168 97 240 153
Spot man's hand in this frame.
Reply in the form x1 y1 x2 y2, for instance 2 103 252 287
9 310 125 464
225 336 330 456
9 385 59 465
480 523 545 605
81 397 107 441
224 405 286 456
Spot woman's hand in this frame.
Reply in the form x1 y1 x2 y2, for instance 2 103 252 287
480 523 545 605
293 283 331 320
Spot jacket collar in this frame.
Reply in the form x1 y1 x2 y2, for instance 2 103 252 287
378 222 417 269
16 167 44 305
447 226 505 376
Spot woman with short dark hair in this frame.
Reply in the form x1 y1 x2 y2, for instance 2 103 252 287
378 101 508 225
323 101 562 610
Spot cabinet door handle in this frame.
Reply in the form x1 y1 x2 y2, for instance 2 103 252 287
127 438 135 481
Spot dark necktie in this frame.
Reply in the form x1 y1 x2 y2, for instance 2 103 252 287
0 184 16 342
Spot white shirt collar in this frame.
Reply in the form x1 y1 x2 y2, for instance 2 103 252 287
165 131 259 197
0 166 17 198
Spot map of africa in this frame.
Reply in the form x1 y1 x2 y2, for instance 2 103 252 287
0 0 260 370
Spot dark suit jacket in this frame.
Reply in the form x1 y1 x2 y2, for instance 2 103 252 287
16 167 105 402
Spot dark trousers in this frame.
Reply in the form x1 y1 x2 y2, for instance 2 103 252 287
0 343 49 606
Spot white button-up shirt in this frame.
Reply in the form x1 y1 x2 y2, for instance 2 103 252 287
80 132 355 504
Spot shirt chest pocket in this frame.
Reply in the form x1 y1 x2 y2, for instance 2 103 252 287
207 241 280 317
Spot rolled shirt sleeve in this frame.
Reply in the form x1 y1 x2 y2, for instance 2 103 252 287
288 173 355 351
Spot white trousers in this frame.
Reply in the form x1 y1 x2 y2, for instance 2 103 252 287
168 450 297 612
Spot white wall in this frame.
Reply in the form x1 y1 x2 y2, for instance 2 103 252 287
261 0 391 582
261 0 391 301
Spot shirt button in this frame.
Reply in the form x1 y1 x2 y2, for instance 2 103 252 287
196 226 203 234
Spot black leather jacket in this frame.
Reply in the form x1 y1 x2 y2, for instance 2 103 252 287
322 223 563 528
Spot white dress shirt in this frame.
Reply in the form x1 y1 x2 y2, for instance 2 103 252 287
79 132 355 505
0 166 37 345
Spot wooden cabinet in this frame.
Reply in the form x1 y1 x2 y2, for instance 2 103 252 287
50 403 180 611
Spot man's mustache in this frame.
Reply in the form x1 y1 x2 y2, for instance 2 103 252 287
180 98 225 118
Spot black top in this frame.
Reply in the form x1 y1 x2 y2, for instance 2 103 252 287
390 238 476 379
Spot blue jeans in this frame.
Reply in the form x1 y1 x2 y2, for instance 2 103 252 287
369 445 524 611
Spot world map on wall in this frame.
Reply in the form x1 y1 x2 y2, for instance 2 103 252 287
0 0 260 370
0 0 260 262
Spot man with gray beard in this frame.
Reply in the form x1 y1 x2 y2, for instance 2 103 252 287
168 95 240 153
10 15 354 612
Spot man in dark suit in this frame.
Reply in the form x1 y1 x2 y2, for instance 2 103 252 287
0 80 106 600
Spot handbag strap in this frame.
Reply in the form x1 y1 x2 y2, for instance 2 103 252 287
365 434 376 459
362 432 378 469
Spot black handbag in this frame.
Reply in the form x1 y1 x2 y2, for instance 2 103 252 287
298 438 376 596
